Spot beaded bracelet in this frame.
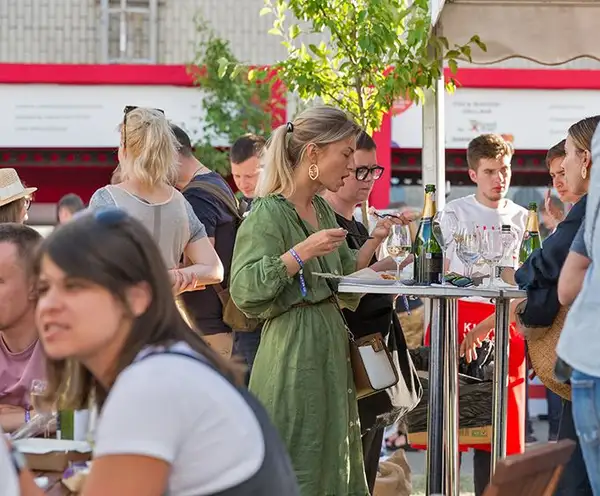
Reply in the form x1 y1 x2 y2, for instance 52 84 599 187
289 248 307 297
24 408 30 423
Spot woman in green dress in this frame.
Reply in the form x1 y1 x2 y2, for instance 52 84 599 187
229 106 396 496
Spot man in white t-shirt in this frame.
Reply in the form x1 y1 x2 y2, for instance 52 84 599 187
443 134 527 276
442 134 527 496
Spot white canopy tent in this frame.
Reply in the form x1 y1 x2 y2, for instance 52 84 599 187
423 0 600 207
421 3 600 495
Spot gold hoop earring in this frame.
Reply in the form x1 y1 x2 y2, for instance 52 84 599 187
308 163 320 181
582 167 588 180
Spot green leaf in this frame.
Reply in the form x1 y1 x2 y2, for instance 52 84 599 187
268 27 283 36
217 57 229 79
289 24 301 39
259 6 271 16
448 59 458 74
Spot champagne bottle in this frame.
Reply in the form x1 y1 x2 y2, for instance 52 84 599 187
413 184 443 285
519 202 542 264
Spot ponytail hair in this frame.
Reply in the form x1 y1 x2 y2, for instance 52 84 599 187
120 108 178 187
256 105 360 198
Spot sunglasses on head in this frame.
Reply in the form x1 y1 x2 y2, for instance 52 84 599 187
351 165 385 181
122 106 165 148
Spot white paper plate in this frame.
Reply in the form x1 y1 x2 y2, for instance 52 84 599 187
15 438 92 455
340 276 398 286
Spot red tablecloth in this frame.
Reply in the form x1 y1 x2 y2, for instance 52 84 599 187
414 299 526 454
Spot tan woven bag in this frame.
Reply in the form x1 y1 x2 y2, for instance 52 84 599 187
516 303 571 400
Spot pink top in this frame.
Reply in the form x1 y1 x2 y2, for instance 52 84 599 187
0 336 45 409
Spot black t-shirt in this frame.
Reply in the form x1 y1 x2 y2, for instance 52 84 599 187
335 214 394 339
181 172 237 335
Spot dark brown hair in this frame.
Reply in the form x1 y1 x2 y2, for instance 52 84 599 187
36 210 244 409
545 140 566 168
466 134 513 171
230 134 267 164
0 197 27 224
0 223 42 278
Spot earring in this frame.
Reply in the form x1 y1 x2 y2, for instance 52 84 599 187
308 163 320 181
582 167 588 180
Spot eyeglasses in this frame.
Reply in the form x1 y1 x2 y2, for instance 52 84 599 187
351 165 385 181
122 106 165 148
24 198 31 211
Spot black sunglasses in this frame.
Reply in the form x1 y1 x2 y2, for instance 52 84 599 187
351 165 384 181
122 106 165 148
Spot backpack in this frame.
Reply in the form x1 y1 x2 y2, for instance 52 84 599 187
183 180 261 332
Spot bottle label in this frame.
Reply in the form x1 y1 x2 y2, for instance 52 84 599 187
415 252 443 285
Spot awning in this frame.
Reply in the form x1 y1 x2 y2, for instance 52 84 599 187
437 1 600 66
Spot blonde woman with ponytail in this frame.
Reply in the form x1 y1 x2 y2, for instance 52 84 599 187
89 107 223 294
230 106 398 496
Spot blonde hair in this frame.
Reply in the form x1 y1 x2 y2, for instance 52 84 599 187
256 106 360 197
568 116 600 155
120 108 178 187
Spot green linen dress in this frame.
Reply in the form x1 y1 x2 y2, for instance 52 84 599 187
230 195 369 496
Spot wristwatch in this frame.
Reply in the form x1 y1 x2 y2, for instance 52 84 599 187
10 443 27 473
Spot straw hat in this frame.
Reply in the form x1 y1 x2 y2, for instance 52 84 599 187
518 303 571 400
0 169 37 208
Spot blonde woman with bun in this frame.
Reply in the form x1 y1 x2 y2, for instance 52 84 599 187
230 106 399 496
89 107 223 295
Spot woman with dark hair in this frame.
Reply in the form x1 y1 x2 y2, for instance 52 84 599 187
9 208 299 496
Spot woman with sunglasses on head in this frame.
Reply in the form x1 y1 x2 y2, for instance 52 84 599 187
229 106 402 496
89 107 223 295
9 209 299 496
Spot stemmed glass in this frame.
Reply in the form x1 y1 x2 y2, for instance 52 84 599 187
456 226 481 278
29 379 55 438
432 210 459 285
480 228 505 288
386 224 412 281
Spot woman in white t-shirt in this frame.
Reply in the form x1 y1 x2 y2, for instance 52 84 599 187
14 209 299 496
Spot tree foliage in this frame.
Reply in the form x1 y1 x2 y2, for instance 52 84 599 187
189 17 285 174
260 0 486 132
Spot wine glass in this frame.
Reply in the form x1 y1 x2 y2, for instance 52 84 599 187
456 226 481 278
30 379 55 438
432 210 459 285
480 228 505 288
386 224 412 281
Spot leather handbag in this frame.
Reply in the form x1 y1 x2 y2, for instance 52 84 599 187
348 328 400 399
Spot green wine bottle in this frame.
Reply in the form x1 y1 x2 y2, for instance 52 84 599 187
519 202 542 264
58 409 74 440
413 184 443 285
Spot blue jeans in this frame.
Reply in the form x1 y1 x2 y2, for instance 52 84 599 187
232 329 262 385
571 369 600 495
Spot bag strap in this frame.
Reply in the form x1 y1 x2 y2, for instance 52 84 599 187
183 180 244 222
292 205 355 338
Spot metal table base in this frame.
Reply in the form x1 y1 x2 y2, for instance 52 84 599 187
337 282 525 496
